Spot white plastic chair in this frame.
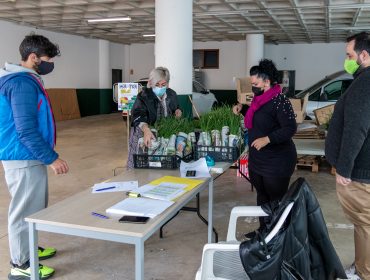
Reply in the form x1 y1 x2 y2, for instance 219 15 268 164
195 202 294 280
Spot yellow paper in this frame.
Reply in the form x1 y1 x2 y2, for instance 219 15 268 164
149 176 205 192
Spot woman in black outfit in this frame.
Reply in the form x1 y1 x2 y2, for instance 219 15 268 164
242 59 297 235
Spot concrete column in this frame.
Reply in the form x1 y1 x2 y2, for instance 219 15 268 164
98 39 111 88
246 34 264 75
155 0 192 95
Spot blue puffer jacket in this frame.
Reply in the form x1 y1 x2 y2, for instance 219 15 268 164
0 71 58 164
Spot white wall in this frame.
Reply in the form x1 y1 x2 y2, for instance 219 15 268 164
265 42 346 90
127 43 155 82
110 42 126 75
193 41 247 90
1 19 348 91
0 20 128 89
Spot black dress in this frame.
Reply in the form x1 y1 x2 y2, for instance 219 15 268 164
248 94 297 178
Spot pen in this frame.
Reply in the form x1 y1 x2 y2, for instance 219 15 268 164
95 186 116 192
91 212 109 219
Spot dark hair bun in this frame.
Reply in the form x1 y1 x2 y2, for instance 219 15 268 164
258 59 280 84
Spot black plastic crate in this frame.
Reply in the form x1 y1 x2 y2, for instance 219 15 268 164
194 145 241 162
133 153 193 169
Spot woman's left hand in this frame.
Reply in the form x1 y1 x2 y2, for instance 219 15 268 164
175 109 182 118
251 136 270 151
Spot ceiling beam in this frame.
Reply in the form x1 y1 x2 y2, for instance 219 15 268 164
288 0 311 43
253 0 294 44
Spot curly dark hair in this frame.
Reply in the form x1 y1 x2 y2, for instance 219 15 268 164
19 33 60 61
250 59 280 85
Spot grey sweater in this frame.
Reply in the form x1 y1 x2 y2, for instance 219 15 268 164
325 66 370 182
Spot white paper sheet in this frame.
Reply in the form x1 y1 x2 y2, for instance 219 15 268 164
106 197 174 218
180 157 211 178
92 181 138 193
135 183 187 201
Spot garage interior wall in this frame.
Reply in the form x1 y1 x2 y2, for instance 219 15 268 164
265 42 346 91
123 41 347 91
1 19 347 92
0 20 125 89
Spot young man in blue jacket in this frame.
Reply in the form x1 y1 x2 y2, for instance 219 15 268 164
0 34 69 279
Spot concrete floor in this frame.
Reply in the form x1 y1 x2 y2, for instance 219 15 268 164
0 113 354 280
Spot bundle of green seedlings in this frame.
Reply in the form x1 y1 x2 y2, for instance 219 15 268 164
137 117 195 158
197 105 243 147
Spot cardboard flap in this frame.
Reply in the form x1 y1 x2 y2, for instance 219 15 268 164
47 88 81 121
236 77 252 94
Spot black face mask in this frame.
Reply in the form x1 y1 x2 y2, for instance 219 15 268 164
252 86 264 96
36 60 54 75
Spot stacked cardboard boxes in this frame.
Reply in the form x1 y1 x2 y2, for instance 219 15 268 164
289 94 308 123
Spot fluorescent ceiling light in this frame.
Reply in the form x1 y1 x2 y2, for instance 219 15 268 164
143 34 155 37
194 10 248 17
330 26 370 30
87 17 131 23
329 4 370 9
228 30 269 34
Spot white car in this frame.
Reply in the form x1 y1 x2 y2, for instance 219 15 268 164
294 71 353 120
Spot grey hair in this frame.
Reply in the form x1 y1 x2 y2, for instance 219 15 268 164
148 66 170 88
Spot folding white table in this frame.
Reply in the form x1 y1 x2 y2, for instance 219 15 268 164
26 168 216 280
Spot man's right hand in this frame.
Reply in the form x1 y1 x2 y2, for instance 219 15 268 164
50 158 69 175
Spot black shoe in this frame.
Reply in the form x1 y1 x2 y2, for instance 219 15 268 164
244 230 257 239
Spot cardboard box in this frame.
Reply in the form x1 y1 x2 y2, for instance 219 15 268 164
47 88 81 121
289 94 308 123
313 104 335 126
236 77 253 105
237 92 254 105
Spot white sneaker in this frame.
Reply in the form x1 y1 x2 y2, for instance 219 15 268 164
345 263 362 280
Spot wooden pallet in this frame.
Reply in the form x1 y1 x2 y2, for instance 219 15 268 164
296 155 319 172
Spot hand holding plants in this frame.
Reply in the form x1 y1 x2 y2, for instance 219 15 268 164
251 136 270 151
143 126 156 147
232 103 242 115
175 109 182 118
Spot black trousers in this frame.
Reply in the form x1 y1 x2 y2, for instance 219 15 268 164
249 170 291 230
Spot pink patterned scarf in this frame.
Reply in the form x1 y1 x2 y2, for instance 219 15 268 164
245 84 281 129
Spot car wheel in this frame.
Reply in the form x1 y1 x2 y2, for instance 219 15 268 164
304 115 312 120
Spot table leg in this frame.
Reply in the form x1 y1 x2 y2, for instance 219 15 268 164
135 240 144 280
208 178 214 243
29 222 39 280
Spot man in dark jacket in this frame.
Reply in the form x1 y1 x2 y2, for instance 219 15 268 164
325 32 370 280
0 34 69 279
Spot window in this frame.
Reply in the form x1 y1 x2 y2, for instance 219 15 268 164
308 89 321 101
323 81 342 101
193 49 219 69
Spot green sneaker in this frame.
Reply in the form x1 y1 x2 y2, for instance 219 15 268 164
38 247 56 260
9 261 55 280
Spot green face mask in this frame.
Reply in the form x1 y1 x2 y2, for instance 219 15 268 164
344 59 360 74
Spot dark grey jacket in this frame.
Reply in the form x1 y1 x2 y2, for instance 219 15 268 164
240 178 346 280
131 87 180 128
325 66 370 181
